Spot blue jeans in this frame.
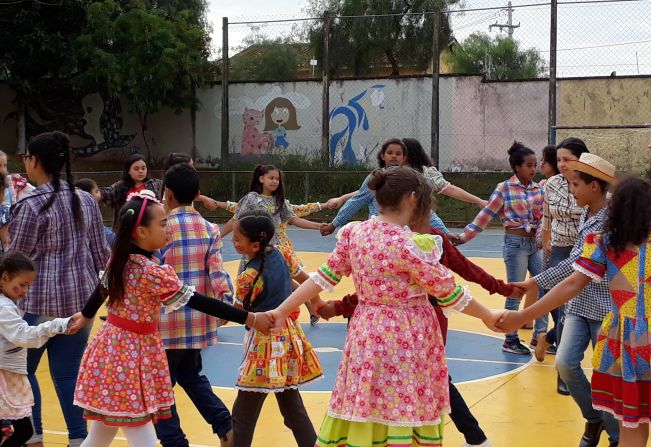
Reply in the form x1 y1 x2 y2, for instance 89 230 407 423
502 234 543 344
556 314 619 441
154 349 232 447
23 313 92 440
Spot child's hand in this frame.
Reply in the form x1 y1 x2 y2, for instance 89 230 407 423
495 310 527 333
199 196 220 211
309 296 327 314
320 223 335 237
249 312 274 335
267 309 288 333
324 198 341 209
317 301 338 320
482 309 506 332
68 312 92 335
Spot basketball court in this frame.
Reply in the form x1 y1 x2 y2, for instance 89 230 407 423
33 229 606 446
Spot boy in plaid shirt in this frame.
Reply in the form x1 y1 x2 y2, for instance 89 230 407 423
155 163 235 447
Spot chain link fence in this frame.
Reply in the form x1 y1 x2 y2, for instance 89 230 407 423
219 0 650 175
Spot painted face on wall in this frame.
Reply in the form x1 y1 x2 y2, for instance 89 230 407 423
271 107 290 126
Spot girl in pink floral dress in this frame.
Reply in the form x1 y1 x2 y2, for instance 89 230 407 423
70 190 272 447
268 167 503 447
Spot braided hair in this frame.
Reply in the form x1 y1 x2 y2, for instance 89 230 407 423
26 131 82 225
237 209 275 311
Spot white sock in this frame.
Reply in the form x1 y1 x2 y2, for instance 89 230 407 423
80 422 119 447
122 422 157 447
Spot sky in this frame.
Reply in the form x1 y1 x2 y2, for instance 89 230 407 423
207 0 651 77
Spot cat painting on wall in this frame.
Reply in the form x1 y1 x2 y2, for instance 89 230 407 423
241 107 272 155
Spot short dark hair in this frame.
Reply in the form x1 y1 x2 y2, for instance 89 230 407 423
0 251 35 280
541 144 560 175
575 171 609 194
557 137 589 158
164 164 199 205
75 178 98 194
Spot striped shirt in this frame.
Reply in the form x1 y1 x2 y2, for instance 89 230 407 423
543 174 583 247
158 206 234 349
534 206 611 321
459 175 543 243
9 182 109 317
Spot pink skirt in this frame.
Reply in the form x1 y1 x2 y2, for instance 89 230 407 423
0 369 34 420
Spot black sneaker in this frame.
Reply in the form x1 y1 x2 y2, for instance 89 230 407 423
502 340 532 355
310 315 320 326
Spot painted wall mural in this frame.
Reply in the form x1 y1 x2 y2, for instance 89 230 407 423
329 84 385 165
76 93 136 157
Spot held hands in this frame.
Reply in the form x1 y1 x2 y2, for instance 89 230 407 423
317 301 338 320
495 310 528 333
482 309 507 332
509 278 537 297
447 233 464 246
199 196 220 211
323 198 342 209
320 223 336 237
67 312 92 335
248 312 275 335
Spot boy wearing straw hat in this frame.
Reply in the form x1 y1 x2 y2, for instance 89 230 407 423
500 153 620 447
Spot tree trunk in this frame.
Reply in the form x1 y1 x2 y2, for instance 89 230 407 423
385 49 400 76
138 111 152 165
17 97 26 154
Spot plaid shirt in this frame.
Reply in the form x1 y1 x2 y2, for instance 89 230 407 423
158 206 234 349
542 174 583 247
460 175 543 243
534 206 611 321
333 229 514 317
9 182 109 317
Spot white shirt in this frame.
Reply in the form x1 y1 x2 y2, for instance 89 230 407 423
0 294 70 374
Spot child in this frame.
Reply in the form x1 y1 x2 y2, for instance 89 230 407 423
451 141 543 356
74 178 116 247
266 167 502 447
221 164 324 244
218 194 346 325
68 190 272 447
99 154 163 229
0 150 35 205
497 153 620 447
156 164 235 447
318 210 519 447
0 251 72 447
230 209 323 447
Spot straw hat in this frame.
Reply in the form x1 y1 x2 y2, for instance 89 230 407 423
566 153 617 184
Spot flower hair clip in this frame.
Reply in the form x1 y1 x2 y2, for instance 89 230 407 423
126 189 161 204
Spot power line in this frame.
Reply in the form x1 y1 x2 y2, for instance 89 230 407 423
539 38 651 52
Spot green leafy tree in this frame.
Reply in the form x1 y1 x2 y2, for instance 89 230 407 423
0 0 88 152
444 32 547 80
74 0 214 159
305 0 459 77
229 30 300 81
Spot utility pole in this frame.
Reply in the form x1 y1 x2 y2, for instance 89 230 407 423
489 1 520 37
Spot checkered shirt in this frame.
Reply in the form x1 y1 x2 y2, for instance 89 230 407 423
158 206 234 349
534 206 611 321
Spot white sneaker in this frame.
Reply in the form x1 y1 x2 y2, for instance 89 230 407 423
24 432 43 444
461 440 492 447
68 438 85 447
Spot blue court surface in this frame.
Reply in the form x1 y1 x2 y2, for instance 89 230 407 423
210 228 525 391
202 323 531 391
220 228 505 262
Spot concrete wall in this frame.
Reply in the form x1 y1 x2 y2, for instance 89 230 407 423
0 75 648 173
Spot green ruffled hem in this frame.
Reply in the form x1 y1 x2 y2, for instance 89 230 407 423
316 414 444 447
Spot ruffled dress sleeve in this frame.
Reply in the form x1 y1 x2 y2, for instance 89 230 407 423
573 232 607 283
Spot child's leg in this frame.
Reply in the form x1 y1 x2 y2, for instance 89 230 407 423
448 378 488 445
275 389 316 447
232 391 267 447
80 421 119 447
618 422 648 447
122 422 158 447
0 417 32 447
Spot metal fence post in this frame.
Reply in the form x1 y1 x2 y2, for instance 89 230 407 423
431 11 440 167
548 0 557 144
304 172 309 204
231 171 236 202
221 17 230 165
321 11 331 167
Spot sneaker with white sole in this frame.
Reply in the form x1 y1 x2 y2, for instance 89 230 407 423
502 340 532 355
461 440 493 447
